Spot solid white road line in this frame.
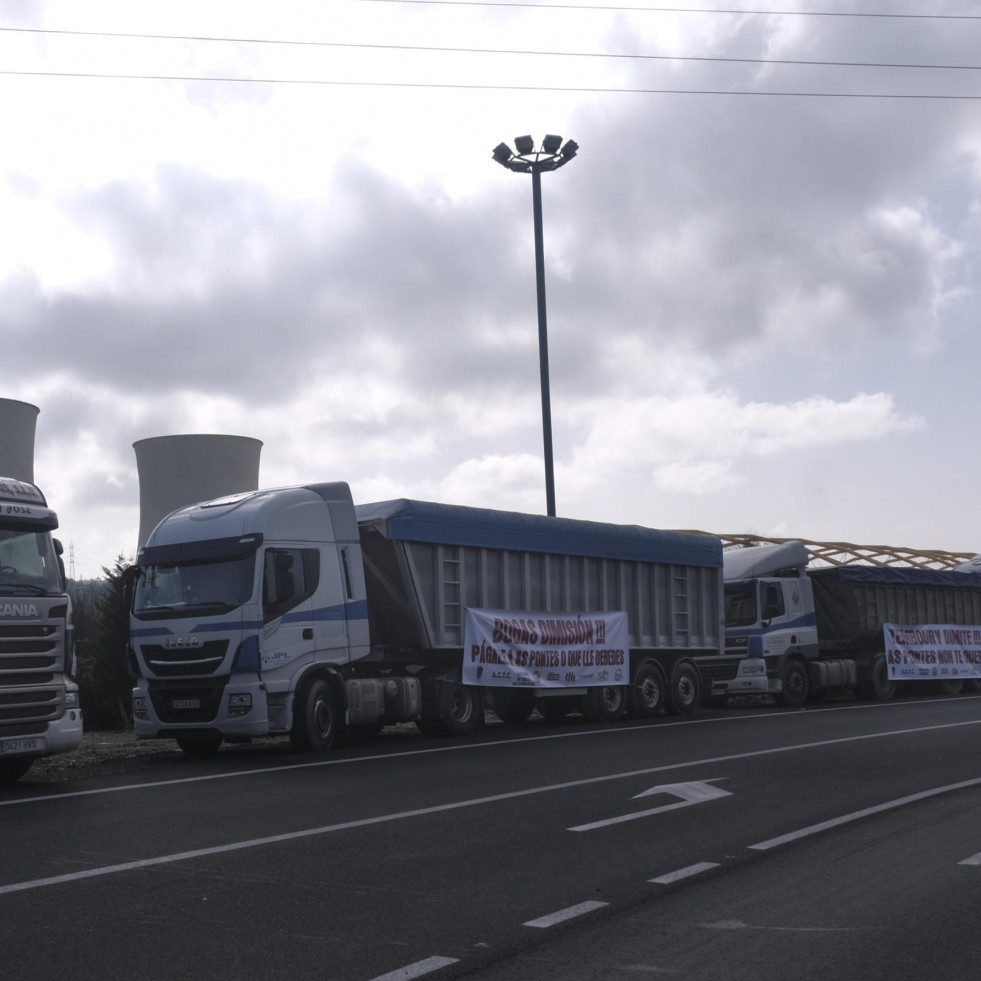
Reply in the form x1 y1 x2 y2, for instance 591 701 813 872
649 861 720 884
366 956 459 981
957 851 981 866
6 707 978 808
749 776 981 851
523 900 609 928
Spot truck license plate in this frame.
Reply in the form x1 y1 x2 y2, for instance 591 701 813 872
171 698 200 710
0 736 41 756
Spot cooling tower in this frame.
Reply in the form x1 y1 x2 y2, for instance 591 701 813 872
0 398 40 482
134 434 263 548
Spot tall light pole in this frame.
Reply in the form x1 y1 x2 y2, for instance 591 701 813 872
492 135 578 518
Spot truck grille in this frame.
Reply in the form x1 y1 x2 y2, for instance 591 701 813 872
0 621 65 725
140 640 229 677
696 659 741 684
147 680 228 723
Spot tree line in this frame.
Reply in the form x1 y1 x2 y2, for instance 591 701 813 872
69 556 134 731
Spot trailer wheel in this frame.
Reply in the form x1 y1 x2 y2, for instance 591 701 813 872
627 661 666 718
939 680 964 695
290 676 339 752
776 659 809 708
582 685 627 722
492 690 536 724
856 654 895 702
0 757 34 783
176 734 223 758
665 659 700 715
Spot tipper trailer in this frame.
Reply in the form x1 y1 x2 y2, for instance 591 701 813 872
701 540 981 705
129 482 724 755
0 477 82 782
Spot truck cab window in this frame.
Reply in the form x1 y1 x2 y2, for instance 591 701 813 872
263 548 320 622
761 582 785 621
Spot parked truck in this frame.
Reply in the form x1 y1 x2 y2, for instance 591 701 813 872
0 477 83 782
699 540 981 706
128 482 723 755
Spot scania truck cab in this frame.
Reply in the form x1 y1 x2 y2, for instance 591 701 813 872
0 477 82 782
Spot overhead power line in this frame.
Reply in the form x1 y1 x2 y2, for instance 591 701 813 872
2 68 981 98
3 26 981 73
347 0 981 19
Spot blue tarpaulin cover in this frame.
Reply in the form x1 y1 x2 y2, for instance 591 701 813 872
817 565 981 588
355 499 721 568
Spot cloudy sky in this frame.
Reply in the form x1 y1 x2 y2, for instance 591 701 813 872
2 0 980 578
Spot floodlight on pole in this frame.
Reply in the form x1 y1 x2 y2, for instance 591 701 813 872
491 134 578 518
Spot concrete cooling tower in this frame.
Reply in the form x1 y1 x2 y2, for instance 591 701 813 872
134 434 263 548
0 398 39 482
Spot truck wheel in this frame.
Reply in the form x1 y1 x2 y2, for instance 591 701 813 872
582 685 627 722
176 734 223 758
0 757 34 783
492 690 536 723
439 682 481 736
627 661 666 718
290 676 338 752
777 659 809 708
856 654 895 701
665 659 700 715
939 680 964 695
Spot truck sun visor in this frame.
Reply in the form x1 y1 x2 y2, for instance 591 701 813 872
138 533 263 566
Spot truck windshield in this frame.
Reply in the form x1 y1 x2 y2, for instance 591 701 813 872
724 581 758 627
0 527 64 595
133 553 256 618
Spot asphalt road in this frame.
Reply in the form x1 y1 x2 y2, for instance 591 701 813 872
3 695 981 981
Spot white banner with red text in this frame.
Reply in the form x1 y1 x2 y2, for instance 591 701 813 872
462 609 630 689
883 623 981 680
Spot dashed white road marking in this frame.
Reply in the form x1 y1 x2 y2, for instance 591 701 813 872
365 956 459 981
524 900 609 928
649 861 720 885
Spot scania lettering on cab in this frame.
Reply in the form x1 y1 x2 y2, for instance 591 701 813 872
129 482 723 756
0 477 82 782
700 540 981 706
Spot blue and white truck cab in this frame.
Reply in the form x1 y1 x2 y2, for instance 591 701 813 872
717 541 820 705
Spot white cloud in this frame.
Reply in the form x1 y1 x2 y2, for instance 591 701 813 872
1 1 979 575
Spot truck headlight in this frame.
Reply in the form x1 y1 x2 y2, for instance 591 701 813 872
228 693 252 718
133 696 149 721
64 690 80 709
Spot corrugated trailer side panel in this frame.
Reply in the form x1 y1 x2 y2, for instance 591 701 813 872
811 566 981 654
356 499 722 654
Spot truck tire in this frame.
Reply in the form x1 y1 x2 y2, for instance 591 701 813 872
0 757 34 783
582 685 627 722
776 659 809 708
440 682 481 736
856 654 896 702
627 660 666 718
290 676 339 752
492 690 536 723
939 680 964 695
176 734 223 758
665 659 700 715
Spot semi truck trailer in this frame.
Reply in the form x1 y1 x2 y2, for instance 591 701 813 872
129 482 724 756
701 540 981 706
0 477 83 782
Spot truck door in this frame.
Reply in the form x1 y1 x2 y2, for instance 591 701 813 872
260 547 319 674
